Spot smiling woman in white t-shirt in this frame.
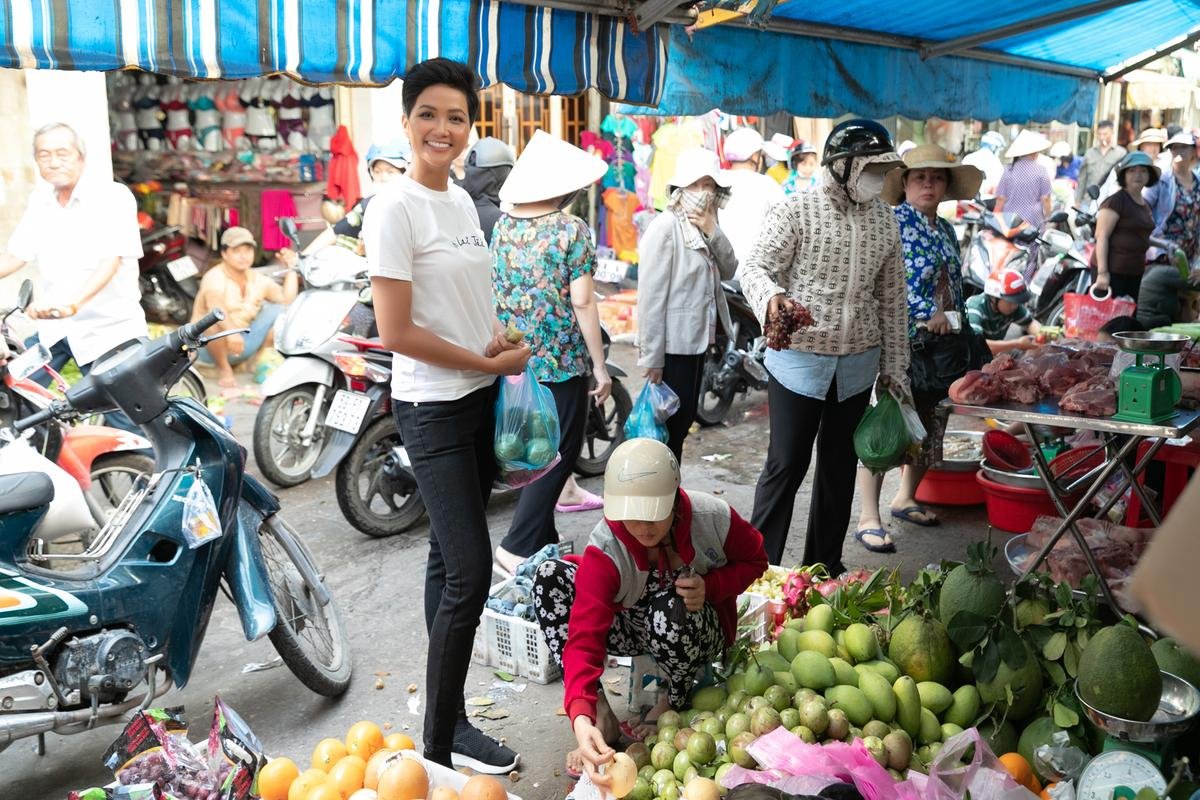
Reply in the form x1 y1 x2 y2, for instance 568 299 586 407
361 58 530 774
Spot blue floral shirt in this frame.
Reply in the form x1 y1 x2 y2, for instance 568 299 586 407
895 202 964 336
493 212 595 383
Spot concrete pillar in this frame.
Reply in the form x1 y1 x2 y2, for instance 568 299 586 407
549 95 563 139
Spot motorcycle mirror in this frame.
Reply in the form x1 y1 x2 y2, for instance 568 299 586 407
1087 184 1100 200
1047 211 1069 224
17 279 32 311
278 217 299 244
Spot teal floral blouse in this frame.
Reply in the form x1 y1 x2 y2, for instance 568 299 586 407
492 211 596 383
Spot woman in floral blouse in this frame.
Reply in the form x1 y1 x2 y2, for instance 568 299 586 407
492 131 612 574
853 145 982 553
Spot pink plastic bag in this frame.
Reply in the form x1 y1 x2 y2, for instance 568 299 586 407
1062 288 1137 340
721 728 905 800
910 728 1038 800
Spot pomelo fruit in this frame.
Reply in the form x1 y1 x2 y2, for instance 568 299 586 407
1151 637 1200 689
1078 625 1161 722
1015 598 1049 629
977 639 1044 721
938 563 1005 627
888 615 954 684
1018 717 1087 783
978 718 1018 757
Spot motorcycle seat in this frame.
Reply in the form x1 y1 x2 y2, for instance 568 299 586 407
722 279 743 294
0 472 53 515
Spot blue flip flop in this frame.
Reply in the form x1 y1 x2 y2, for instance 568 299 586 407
854 528 896 554
891 505 941 527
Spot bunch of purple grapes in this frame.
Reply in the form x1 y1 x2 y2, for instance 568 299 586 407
117 749 173 785
765 300 815 350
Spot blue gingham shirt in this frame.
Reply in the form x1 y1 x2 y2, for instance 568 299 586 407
764 346 881 402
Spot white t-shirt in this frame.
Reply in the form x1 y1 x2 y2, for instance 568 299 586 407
362 175 496 402
718 169 786 274
8 179 147 366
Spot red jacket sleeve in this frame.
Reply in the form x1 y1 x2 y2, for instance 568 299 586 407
563 546 622 725
703 507 768 603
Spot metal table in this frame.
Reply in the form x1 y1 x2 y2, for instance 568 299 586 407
947 400 1200 612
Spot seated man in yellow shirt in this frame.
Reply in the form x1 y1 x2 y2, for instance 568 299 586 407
191 226 299 388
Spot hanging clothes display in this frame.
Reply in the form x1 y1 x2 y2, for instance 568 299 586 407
649 118 705 211
603 187 641 259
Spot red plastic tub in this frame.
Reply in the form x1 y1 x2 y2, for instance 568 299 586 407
975 469 1060 533
915 467 986 506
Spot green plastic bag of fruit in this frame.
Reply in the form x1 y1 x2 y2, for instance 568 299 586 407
854 390 908 473
494 365 561 486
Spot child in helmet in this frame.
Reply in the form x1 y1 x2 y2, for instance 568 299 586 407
965 268 1043 352
532 438 767 788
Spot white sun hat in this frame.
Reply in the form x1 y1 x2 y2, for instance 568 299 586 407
668 148 733 192
763 132 795 163
498 129 608 205
1006 129 1052 159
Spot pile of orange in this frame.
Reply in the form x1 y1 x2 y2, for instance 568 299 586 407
256 720 418 800
254 720 507 800
999 752 1043 795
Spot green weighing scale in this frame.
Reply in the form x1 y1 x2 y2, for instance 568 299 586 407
1073 670 1200 799
1111 332 1192 424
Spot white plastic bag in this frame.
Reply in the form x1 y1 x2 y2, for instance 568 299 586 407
181 473 222 549
893 388 927 445
0 436 94 538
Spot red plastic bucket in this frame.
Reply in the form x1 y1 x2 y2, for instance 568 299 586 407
915 467 986 506
975 469 1060 533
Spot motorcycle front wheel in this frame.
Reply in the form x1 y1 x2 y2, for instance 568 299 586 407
260 515 352 697
335 415 426 537
87 452 155 527
253 385 328 487
574 378 631 477
696 347 736 426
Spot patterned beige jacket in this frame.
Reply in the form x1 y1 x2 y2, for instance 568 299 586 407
738 163 911 390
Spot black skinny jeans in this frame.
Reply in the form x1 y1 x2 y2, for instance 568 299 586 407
661 353 705 463
750 376 872 574
501 374 589 557
392 379 499 765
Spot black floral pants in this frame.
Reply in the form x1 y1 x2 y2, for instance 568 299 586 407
533 558 725 709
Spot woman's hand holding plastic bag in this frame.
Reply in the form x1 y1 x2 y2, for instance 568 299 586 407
623 380 681 443
494 366 562 488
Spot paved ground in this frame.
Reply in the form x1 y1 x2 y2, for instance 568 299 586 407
8 342 1000 800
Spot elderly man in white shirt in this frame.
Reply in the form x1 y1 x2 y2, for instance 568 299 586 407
0 122 148 430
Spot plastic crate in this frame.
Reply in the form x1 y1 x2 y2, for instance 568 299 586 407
736 594 771 645
471 607 560 684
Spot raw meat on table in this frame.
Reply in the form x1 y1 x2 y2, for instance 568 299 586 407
1058 376 1117 416
948 370 1000 405
996 370 1043 405
1039 363 1093 396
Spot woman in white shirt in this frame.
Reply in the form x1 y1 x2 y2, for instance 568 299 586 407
362 57 530 775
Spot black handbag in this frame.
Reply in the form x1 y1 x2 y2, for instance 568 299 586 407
908 326 991 394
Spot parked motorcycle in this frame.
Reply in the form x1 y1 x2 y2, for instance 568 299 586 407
961 209 1070 295
137 218 199 326
308 336 426 537
0 309 351 753
696 280 769 427
573 324 631 477
253 219 370 487
1029 207 1097 325
1 280 154 528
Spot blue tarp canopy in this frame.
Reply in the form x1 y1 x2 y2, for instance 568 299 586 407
0 0 668 105
638 0 1200 123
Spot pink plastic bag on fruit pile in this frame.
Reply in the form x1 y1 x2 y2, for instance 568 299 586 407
901 729 1037 800
721 728 902 799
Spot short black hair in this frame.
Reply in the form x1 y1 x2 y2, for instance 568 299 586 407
1100 315 1145 335
402 58 480 124
1167 124 1183 138
1097 120 1115 130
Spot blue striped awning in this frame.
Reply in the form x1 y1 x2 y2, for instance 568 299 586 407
0 0 668 105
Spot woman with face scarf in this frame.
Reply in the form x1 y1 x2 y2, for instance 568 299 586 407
738 119 910 573
636 148 738 461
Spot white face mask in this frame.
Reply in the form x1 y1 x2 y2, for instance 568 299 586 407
851 169 887 202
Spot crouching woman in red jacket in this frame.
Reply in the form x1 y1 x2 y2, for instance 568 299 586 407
532 438 767 786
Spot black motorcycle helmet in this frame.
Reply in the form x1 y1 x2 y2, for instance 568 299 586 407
821 119 895 185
